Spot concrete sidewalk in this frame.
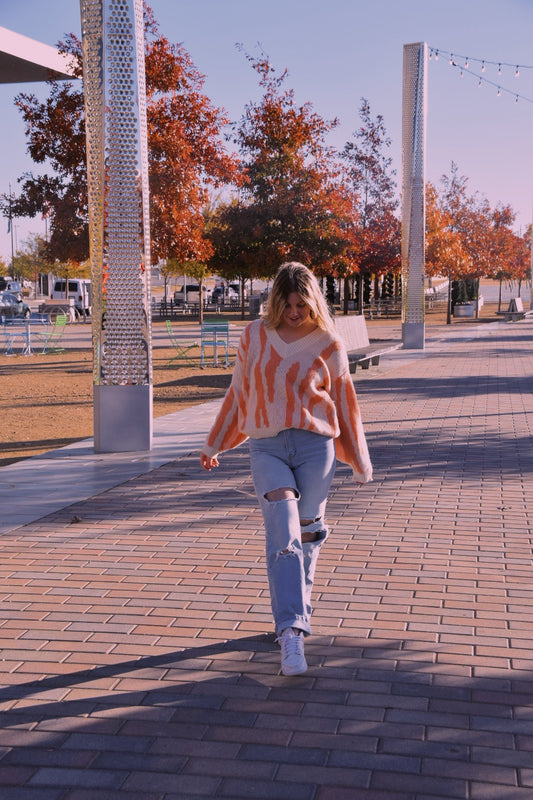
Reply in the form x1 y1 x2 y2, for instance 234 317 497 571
0 319 532 799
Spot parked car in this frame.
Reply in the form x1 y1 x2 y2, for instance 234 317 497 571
229 282 247 299
212 285 239 304
0 291 31 319
0 277 23 293
211 286 223 303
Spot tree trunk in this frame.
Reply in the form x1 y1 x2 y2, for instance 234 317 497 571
238 277 244 320
343 276 350 315
325 275 336 312
198 278 204 324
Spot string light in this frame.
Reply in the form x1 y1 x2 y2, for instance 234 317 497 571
428 46 533 105
429 47 533 74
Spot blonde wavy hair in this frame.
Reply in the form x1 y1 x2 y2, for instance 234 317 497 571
262 262 335 333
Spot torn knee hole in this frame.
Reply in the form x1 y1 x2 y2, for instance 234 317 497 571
265 487 297 502
301 516 325 544
279 545 298 557
300 515 321 526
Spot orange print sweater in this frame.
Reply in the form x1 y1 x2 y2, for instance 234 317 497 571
203 319 373 483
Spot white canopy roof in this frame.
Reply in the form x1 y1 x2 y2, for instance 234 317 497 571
0 25 76 84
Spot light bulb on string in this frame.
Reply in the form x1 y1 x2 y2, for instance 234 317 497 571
427 45 533 106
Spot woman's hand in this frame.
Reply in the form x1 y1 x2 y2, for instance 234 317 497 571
200 452 219 471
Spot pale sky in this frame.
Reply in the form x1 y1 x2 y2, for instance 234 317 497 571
1 0 533 263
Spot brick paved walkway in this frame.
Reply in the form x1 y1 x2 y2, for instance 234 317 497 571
0 320 532 799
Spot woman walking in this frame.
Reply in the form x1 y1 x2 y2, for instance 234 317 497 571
200 262 372 675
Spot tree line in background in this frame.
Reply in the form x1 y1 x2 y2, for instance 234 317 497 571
1 3 530 322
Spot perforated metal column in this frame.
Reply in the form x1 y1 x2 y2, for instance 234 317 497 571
80 0 153 452
402 42 427 349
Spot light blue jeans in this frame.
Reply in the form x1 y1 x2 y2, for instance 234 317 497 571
249 428 336 637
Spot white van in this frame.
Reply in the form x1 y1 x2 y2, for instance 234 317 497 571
51 278 92 317
173 284 211 306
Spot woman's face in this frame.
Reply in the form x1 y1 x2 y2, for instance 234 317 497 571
281 292 312 329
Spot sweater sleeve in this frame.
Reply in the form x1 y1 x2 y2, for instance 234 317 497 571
329 347 373 483
201 328 249 458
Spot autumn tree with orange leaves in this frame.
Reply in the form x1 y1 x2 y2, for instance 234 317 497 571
1 5 239 280
426 164 530 323
208 50 355 291
341 99 400 314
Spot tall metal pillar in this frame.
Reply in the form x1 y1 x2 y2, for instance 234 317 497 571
80 0 152 452
402 42 427 349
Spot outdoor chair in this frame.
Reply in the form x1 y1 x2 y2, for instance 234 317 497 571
200 321 230 368
165 319 198 367
33 313 67 354
2 316 31 356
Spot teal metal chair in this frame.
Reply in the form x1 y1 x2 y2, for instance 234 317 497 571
2 317 31 356
200 321 230 368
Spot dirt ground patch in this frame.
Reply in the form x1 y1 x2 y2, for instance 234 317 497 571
0 301 507 467
0 341 233 467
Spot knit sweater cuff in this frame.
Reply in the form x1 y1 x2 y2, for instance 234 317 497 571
201 440 219 458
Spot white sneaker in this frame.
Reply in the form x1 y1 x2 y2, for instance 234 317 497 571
276 628 308 676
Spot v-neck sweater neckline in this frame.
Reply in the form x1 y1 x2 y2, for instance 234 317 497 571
266 324 329 357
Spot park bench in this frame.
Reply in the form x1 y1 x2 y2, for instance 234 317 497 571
38 301 77 323
335 314 402 372
496 297 527 322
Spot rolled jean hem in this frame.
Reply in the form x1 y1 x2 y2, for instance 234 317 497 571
275 616 311 638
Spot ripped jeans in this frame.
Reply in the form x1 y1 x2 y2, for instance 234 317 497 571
249 429 336 636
